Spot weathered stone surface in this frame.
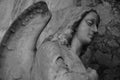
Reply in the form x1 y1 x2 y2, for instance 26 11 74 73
0 0 120 80
36 10 67 48
35 0 75 11
0 0 34 42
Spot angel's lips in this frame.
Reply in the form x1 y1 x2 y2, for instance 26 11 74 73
89 34 93 38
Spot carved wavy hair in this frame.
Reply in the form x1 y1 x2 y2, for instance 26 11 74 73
45 9 100 48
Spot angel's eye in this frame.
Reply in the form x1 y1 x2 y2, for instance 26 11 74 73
86 19 94 26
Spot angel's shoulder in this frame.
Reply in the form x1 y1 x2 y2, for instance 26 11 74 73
38 41 62 57
40 41 60 50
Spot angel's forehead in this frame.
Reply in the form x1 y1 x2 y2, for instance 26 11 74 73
84 12 98 20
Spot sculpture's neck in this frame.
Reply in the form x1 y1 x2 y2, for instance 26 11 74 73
71 35 82 56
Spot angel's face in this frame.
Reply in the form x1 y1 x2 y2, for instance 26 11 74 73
77 12 99 44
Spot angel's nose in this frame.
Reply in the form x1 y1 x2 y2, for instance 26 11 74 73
93 25 98 32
